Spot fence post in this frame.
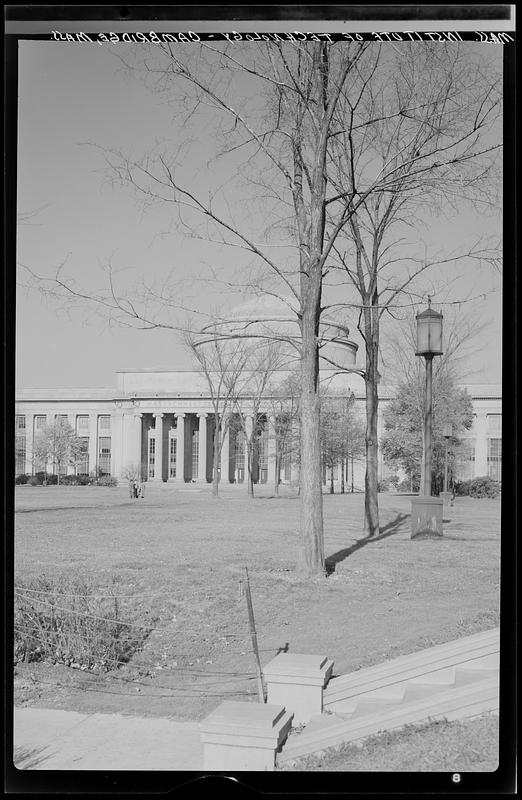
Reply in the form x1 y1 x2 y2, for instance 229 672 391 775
244 567 266 703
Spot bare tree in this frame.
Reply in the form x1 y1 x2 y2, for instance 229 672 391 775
185 333 251 497
320 389 365 494
266 370 301 496
229 342 287 497
21 41 501 574
319 43 501 536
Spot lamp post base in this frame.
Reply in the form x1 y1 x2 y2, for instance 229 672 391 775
411 496 443 539
439 491 453 507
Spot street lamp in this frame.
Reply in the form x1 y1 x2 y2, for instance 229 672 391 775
415 298 443 496
411 298 444 538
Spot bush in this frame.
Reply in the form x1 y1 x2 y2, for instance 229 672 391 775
27 476 39 486
95 475 118 487
33 472 58 486
14 573 151 671
58 475 76 486
15 474 29 485
378 479 390 492
58 474 91 486
455 476 501 499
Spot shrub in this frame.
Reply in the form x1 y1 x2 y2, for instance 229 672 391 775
455 476 501 499
388 475 400 488
378 479 390 492
33 472 58 486
15 474 29 485
95 475 118 487
58 475 76 486
58 474 90 486
14 573 151 671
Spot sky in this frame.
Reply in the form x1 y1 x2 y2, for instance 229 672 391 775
15 40 503 389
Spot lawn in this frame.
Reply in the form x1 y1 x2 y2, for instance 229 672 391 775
277 713 499 772
13 483 500 730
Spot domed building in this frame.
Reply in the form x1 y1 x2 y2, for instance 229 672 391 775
14 295 501 492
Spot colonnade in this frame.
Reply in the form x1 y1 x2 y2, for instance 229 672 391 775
132 411 282 485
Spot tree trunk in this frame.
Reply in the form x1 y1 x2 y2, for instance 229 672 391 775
297 295 324 575
330 465 334 494
274 452 280 497
363 300 380 538
295 44 330 576
341 458 345 494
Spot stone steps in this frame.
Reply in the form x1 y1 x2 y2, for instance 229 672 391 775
278 628 499 766
324 629 499 708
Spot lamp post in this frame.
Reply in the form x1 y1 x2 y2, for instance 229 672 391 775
443 423 453 493
411 298 444 538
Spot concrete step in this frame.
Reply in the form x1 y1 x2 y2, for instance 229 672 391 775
279 673 498 764
324 628 498 709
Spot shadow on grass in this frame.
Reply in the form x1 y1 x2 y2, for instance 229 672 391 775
325 513 410 575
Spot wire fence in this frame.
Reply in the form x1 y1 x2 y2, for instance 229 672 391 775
13 579 262 703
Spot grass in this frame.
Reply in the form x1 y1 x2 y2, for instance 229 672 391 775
14 483 500 727
277 713 499 772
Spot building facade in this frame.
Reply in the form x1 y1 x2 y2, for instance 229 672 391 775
15 369 502 488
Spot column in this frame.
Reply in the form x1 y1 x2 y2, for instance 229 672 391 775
220 417 230 483
474 412 488 477
152 413 164 482
267 415 277 487
111 411 124 478
88 414 98 477
134 413 143 478
175 414 185 482
198 413 208 482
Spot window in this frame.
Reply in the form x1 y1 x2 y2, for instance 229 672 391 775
148 437 155 479
169 437 177 478
487 414 501 435
15 416 26 474
98 436 111 475
257 426 268 483
487 438 501 482
34 415 46 431
75 437 89 474
234 430 245 482
98 415 111 432
191 429 199 478
77 415 89 433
